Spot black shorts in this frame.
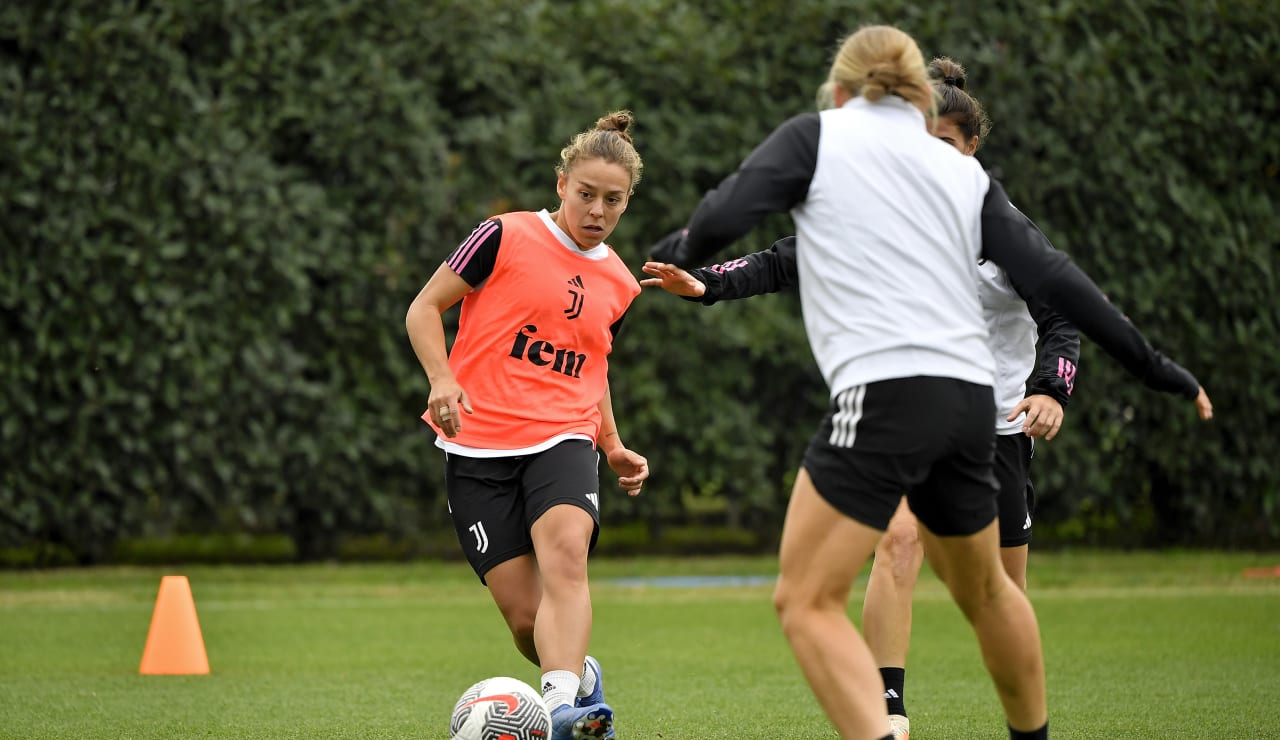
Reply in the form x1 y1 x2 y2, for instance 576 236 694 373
445 439 601 583
802 376 998 536
994 433 1036 547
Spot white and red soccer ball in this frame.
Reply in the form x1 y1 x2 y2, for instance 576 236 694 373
449 676 552 740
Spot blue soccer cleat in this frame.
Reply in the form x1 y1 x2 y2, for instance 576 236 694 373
576 655 606 708
550 702 614 740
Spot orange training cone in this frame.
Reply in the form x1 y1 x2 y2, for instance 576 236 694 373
138 575 210 675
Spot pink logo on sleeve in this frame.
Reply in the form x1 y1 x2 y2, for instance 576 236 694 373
709 258 749 274
1058 357 1077 394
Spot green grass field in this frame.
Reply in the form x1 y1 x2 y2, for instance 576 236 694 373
1 551 1278 739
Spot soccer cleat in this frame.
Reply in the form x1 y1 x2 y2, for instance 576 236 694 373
888 713 910 739
576 655 606 707
551 702 614 740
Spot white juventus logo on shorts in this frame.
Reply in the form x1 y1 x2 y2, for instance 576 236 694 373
468 521 489 553
829 385 867 448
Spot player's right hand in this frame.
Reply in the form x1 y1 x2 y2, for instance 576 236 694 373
639 262 706 298
429 381 473 438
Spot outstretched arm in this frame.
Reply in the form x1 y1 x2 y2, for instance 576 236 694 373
642 236 799 305
980 180 1212 420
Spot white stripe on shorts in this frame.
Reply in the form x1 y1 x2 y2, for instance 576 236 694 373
829 385 867 448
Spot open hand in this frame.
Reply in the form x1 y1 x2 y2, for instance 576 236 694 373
640 262 706 298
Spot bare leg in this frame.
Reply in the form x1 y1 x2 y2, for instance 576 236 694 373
774 469 890 739
484 554 543 665
529 504 595 675
920 521 1046 731
863 498 923 669
1000 543 1029 592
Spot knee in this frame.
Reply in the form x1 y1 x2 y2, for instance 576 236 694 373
536 532 590 586
771 579 791 617
948 570 1011 620
772 581 801 636
876 521 923 583
772 579 830 639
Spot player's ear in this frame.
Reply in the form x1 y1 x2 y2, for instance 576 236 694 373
832 83 851 107
555 172 568 201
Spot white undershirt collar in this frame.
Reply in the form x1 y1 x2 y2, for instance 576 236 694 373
537 209 609 261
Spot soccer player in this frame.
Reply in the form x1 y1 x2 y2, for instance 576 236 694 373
406 111 649 740
642 57 1076 740
649 26 1212 740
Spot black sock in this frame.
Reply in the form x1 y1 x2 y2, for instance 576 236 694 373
879 666 907 716
1009 721 1048 740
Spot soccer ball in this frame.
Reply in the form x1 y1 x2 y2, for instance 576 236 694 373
449 676 552 740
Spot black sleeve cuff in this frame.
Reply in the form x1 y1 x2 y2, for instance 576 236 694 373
1146 353 1201 399
1027 374 1073 408
682 268 724 306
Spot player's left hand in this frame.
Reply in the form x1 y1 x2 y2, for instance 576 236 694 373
1194 386 1213 420
1009 394 1064 440
606 447 649 496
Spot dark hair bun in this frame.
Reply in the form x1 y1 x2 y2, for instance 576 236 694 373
928 56 967 90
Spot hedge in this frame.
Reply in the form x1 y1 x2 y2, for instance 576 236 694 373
1 0 1276 563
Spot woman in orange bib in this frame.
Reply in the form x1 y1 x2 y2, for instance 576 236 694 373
406 111 648 740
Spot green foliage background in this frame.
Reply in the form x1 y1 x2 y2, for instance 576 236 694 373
1 0 1276 562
